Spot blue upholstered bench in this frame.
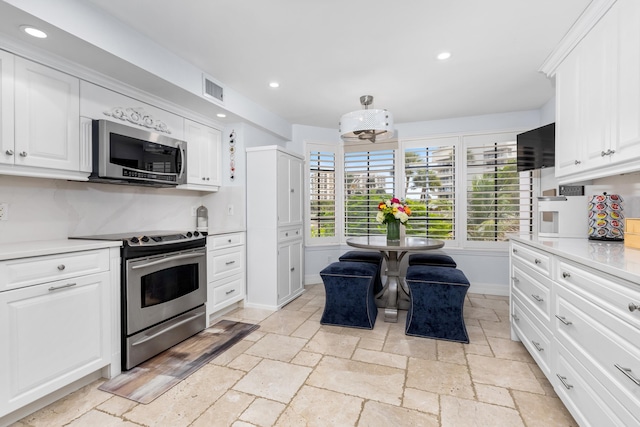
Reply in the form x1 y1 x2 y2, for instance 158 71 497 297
338 251 384 295
408 253 457 268
405 265 470 343
319 261 378 329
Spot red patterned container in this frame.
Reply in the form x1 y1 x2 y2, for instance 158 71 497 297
588 193 624 241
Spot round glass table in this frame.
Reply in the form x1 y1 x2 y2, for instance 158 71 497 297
346 236 445 322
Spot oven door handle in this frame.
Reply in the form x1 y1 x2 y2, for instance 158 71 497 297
130 309 203 347
131 252 204 270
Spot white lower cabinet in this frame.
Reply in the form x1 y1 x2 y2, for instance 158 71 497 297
277 236 303 306
510 237 640 426
0 247 116 420
206 232 245 323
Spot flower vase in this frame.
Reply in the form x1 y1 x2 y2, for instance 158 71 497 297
386 219 401 243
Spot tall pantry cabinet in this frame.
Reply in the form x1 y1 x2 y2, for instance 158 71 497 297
246 146 304 310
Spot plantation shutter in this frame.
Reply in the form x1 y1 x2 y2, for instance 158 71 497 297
308 150 336 238
404 141 456 240
465 134 533 242
344 142 396 237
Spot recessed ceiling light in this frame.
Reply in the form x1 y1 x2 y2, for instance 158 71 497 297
269 82 280 88
20 25 47 39
216 113 226 118
437 51 451 61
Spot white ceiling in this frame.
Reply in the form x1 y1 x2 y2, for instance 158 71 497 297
2 0 592 129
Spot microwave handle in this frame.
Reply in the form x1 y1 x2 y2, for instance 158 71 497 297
177 143 186 179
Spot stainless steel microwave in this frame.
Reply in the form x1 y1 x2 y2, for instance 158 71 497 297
89 119 187 187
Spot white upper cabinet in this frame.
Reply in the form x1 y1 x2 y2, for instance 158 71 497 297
0 51 14 165
1 57 83 180
276 152 303 226
551 0 640 182
179 118 221 192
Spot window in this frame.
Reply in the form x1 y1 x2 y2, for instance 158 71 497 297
309 150 336 238
404 138 456 240
344 143 396 237
305 131 535 247
464 134 533 242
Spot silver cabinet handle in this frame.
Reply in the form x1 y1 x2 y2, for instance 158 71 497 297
601 150 608 157
57 264 66 271
574 160 581 165
511 313 520 322
562 272 571 279
531 341 544 352
555 315 573 326
225 260 236 265
610 149 616 155
49 282 76 291
225 288 236 295
531 294 544 303
556 374 574 390
5 149 13 156
19 151 28 157
511 276 519 283
512 248 518 253
615 364 640 386
629 303 640 312
534 258 541 265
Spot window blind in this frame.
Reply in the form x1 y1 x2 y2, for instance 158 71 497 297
466 140 533 241
309 150 336 238
344 148 395 236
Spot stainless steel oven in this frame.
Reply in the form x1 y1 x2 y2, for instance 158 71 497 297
72 231 207 370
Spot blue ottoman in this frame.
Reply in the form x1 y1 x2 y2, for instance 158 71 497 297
408 253 457 268
320 261 378 329
338 251 384 295
405 265 470 343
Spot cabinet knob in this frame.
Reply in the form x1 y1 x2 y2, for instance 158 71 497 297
290 189 294 193
202 177 206 180
57 264 66 271
5 149 13 156
512 248 517 253
534 258 541 265
629 303 640 312
285 232 289 236
228 239 232 243
19 151 28 157
562 272 571 279
206 177 210 181
574 159 581 165
290 267 295 271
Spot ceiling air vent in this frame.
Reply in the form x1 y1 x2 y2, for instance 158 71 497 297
203 75 224 104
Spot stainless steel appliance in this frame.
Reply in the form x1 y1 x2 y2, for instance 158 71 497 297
72 231 206 370
90 119 187 187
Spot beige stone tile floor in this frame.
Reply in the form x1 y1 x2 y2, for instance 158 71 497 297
13 284 578 427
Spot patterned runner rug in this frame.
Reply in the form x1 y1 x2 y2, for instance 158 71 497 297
99 320 259 404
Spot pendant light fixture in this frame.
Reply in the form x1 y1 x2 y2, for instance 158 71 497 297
339 95 394 143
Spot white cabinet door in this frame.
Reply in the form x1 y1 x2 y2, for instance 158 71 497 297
0 271 111 417
580 7 616 170
276 239 303 306
614 0 640 161
0 51 14 166
182 119 221 191
277 153 303 226
555 49 584 177
289 239 303 297
13 57 79 171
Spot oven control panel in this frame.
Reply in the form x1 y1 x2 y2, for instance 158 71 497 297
126 231 205 246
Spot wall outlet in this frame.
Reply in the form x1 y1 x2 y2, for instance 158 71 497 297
0 203 8 221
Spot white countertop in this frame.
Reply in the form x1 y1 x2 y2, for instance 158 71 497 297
509 235 640 284
0 239 122 261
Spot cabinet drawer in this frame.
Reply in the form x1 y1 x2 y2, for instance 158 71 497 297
0 249 109 292
511 262 551 325
211 275 244 309
556 258 640 334
510 242 551 277
207 246 244 282
278 227 302 242
511 295 552 375
555 343 633 427
208 232 245 250
555 284 640 421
